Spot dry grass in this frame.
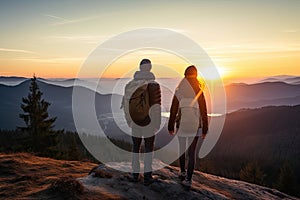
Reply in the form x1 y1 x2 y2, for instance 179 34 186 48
50 176 84 199
0 152 124 199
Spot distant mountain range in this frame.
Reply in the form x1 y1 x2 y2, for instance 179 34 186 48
203 104 300 193
225 81 300 112
0 79 176 147
259 75 300 85
0 76 27 86
0 79 118 131
1 77 300 131
214 105 300 161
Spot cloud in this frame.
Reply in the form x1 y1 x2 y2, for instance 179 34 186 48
45 35 108 44
201 43 300 63
205 43 300 55
44 14 99 26
281 29 298 33
14 57 84 64
0 48 37 54
44 14 66 21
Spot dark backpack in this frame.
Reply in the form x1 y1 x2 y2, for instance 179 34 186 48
122 81 151 126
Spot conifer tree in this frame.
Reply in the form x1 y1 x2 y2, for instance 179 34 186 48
67 132 81 160
275 161 296 195
19 75 57 153
239 161 266 185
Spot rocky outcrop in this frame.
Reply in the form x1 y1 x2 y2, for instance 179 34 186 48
0 153 298 200
81 161 298 200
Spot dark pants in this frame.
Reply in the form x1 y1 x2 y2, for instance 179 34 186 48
132 135 155 177
178 136 199 181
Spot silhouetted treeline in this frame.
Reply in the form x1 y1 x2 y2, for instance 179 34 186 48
199 105 300 197
0 129 131 164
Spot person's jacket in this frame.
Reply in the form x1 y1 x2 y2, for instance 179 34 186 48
123 70 161 129
168 77 208 134
148 81 161 129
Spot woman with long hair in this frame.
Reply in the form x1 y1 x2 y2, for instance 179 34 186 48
168 65 208 188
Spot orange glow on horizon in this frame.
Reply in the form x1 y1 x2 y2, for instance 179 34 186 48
1 49 300 81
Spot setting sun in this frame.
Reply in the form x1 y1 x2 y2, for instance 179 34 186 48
197 66 227 81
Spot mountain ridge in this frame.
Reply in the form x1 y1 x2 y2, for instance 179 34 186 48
1 78 300 130
0 79 121 131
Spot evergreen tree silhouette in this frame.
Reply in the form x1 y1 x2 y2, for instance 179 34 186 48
275 161 297 195
19 75 57 153
67 132 81 160
239 161 266 185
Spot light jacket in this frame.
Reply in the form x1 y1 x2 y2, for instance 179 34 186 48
168 77 208 135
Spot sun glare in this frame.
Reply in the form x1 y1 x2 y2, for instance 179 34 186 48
198 66 227 81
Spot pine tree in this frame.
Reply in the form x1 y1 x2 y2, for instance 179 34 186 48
239 161 266 185
275 161 296 195
67 132 81 160
19 75 57 153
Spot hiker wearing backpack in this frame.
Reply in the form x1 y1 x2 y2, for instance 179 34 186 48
121 59 161 185
168 65 208 188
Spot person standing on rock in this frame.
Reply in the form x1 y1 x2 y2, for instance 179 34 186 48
121 59 161 186
168 65 208 188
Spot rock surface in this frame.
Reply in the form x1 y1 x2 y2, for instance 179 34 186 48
0 153 298 200
81 161 299 200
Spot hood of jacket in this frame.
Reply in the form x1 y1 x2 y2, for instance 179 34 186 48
133 71 155 81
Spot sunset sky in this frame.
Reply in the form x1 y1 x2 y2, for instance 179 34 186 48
0 1 299 82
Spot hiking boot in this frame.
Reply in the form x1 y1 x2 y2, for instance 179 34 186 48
144 175 155 186
179 171 186 181
182 179 192 188
132 173 139 182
